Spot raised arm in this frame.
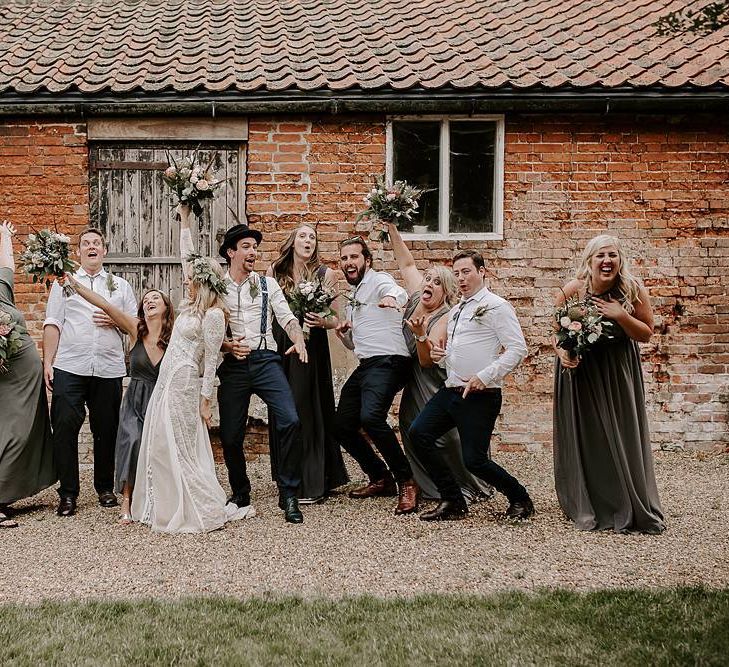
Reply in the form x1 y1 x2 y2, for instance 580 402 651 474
67 276 139 341
0 222 15 271
387 222 421 295
178 204 195 280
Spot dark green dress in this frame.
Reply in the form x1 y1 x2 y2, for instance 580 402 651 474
553 295 665 534
0 267 56 504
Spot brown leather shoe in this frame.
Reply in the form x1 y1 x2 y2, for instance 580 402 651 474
394 478 419 515
349 475 397 498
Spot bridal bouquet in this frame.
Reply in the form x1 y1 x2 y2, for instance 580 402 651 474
554 294 614 364
357 175 423 243
288 279 337 339
162 150 223 219
19 229 78 296
0 308 24 375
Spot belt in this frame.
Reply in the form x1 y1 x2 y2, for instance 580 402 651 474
447 386 501 395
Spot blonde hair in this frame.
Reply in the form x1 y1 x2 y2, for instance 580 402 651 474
271 225 321 295
424 265 458 308
183 257 230 322
576 235 642 313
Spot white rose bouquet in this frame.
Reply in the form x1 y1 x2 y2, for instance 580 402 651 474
19 228 78 296
287 279 337 339
357 175 423 243
162 150 224 222
0 307 25 375
554 293 614 367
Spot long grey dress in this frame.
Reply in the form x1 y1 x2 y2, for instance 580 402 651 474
399 293 492 501
553 296 665 534
0 267 56 504
114 338 161 493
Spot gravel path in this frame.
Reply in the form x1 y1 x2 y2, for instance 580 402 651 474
2 451 727 603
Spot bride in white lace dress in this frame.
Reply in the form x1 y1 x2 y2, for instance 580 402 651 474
131 208 253 533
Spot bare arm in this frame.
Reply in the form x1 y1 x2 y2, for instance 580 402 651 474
553 280 582 369
0 222 15 271
42 324 60 390
67 276 139 341
420 315 448 367
387 222 421 295
284 318 308 363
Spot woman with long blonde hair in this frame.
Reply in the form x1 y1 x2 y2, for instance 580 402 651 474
131 205 251 533
553 234 664 534
386 222 492 507
266 224 349 503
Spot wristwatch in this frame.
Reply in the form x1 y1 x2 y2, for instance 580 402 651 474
415 334 428 343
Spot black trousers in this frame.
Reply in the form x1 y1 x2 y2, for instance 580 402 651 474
409 387 529 503
217 350 302 504
332 355 413 483
50 369 122 498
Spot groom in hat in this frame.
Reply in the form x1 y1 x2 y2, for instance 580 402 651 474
216 223 308 523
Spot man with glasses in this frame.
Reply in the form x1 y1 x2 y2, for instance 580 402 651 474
334 236 418 515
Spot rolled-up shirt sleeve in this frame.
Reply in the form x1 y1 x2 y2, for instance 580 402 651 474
43 279 65 332
476 303 527 386
375 274 408 307
268 278 297 330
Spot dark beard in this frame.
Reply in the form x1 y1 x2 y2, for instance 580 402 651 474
344 264 366 286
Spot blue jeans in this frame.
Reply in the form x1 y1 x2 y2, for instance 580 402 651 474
409 387 529 503
217 350 302 502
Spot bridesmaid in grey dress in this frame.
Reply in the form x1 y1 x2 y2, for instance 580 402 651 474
553 234 665 534
386 222 491 501
68 276 174 524
0 222 55 528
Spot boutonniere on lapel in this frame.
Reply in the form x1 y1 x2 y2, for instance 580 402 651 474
344 292 364 310
105 271 118 294
469 305 492 322
248 273 260 301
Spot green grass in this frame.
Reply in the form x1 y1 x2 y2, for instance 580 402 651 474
2 589 727 666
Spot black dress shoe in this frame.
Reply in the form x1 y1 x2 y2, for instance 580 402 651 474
506 497 535 520
98 491 118 508
57 497 77 517
281 496 304 524
420 499 468 522
227 494 251 509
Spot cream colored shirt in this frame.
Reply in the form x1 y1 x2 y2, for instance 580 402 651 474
443 285 527 388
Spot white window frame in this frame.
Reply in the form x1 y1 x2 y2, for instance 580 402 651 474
386 114 505 240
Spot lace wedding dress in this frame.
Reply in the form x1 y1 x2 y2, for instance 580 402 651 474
131 307 252 533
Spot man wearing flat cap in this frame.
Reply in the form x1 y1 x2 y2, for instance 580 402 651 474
216 223 308 524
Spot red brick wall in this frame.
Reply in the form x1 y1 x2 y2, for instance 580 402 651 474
2 114 727 453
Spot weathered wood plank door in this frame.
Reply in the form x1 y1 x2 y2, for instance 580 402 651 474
89 144 242 307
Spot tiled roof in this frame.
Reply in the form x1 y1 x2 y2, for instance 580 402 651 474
0 0 727 96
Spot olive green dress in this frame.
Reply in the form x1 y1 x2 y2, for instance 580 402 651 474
0 267 56 504
553 294 665 534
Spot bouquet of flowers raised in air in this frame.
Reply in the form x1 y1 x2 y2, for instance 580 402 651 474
0 307 25 375
162 150 224 219
287 278 337 339
357 175 423 243
19 228 78 296
554 293 614 368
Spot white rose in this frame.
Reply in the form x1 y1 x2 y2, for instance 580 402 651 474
559 316 571 328
195 179 210 191
164 166 177 179
587 333 598 344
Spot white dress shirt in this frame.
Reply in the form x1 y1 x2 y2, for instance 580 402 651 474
443 285 527 388
346 268 409 360
223 271 297 352
44 267 138 378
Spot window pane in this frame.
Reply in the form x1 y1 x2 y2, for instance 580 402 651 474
449 121 495 233
392 121 440 233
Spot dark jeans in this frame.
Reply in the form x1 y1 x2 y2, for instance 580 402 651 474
409 387 529 503
50 369 122 498
217 350 302 503
332 355 412 483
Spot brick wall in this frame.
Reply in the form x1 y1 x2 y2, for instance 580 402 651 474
1 113 727 454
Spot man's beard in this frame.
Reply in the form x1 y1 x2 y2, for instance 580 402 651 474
344 264 366 286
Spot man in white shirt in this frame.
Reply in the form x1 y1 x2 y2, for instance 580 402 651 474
408 250 535 521
214 224 308 524
334 237 418 515
43 228 137 517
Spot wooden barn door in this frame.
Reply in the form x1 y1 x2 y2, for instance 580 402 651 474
89 144 242 307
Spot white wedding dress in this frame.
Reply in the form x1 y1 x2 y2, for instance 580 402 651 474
131 307 251 533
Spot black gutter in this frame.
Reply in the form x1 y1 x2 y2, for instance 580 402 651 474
0 88 728 116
